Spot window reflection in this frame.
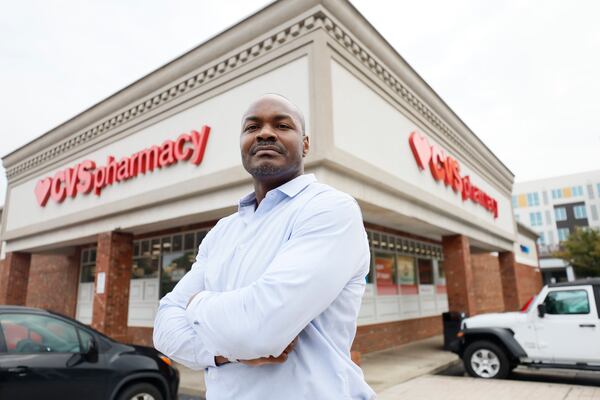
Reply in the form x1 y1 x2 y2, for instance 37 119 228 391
160 251 196 298
374 252 397 295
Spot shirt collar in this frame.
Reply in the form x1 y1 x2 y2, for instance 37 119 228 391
274 173 317 198
238 174 317 211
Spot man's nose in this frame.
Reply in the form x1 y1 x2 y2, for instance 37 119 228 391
256 124 277 140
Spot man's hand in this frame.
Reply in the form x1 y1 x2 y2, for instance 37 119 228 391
240 337 298 366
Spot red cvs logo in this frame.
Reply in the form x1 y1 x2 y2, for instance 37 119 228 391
34 125 211 207
409 131 499 219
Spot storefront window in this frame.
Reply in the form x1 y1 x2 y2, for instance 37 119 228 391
435 260 447 294
374 252 397 295
131 255 159 279
131 229 210 297
160 251 196 298
396 255 417 294
196 231 207 249
417 258 434 285
436 261 446 283
141 240 150 256
151 239 160 255
184 233 195 251
79 248 96 283
172 234 182 252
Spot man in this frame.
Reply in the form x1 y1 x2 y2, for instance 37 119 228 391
154 94 375 399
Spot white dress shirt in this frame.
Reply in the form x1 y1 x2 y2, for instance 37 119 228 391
153 174 375 399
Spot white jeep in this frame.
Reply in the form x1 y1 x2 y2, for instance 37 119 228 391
449 278 600 379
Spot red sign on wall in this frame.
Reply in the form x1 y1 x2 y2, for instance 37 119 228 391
408 131 499 218
34 126 211 207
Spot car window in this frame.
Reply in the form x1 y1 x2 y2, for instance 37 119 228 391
0 314 81 354
78 329 93 353
543 290 590 315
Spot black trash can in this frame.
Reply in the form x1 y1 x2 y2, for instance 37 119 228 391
442 311 467 351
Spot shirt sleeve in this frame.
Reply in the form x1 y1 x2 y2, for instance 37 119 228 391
153 230 217 370
185 192 370 361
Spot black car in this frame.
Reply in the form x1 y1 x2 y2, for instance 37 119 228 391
0 306 179 400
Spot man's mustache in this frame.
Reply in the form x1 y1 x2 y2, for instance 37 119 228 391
250 143 286 155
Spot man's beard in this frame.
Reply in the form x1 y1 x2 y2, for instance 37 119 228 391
244 158 299 178
247 162 283 177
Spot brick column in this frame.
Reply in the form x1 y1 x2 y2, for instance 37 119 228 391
91 232 133 341
498 251 520 311
26 249 81 318
0 252 31 305
442 235 477 316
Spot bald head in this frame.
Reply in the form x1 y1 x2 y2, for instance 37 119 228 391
242 94 306 135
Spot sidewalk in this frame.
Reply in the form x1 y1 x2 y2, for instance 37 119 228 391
377 375 600 400
177 335 459 396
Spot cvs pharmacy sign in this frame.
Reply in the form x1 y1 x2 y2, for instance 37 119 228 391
409 131 498 218
34 126 210 207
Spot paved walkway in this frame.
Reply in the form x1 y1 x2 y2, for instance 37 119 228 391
378 375 600 400
177 335 458 396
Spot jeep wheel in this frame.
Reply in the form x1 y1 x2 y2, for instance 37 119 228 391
463 340 510 379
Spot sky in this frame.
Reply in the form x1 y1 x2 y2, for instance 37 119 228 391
1 0 599 207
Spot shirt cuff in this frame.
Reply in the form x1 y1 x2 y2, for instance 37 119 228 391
185 291 222 364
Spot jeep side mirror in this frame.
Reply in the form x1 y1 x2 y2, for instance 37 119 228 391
537 303 546 318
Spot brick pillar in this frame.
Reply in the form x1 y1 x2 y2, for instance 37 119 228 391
0 252 31 305
26 249 81 318
442 235 477 316
91 232 133 341
498 251 520 311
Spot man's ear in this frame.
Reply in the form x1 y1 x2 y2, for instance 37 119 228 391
302 135 310 157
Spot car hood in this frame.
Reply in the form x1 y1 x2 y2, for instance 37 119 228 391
463 312 526 329
130 344 161 357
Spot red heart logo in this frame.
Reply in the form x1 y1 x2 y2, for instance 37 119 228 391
34 178 52 207
409 131 432 170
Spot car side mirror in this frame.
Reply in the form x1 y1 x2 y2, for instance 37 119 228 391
537 303 546 318
84 338 99 362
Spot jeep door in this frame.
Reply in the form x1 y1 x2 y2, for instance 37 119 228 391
533 286 599 363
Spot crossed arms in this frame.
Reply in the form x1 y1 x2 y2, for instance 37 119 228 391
153 193 368 369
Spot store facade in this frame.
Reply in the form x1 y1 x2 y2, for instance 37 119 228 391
0 0 541 355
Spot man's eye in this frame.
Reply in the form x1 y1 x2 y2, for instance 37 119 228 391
278 124 291 130
244 125 258 132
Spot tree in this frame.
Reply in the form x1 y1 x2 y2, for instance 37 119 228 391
555 228 600 278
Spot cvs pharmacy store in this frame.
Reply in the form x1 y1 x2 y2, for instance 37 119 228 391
0 0 541 354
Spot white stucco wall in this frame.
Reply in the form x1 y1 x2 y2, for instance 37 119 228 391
330 60 514 240
514 230 539 267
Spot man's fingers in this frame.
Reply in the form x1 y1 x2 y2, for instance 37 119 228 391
239 352 289 366
271 353 288 364
282 336 299 355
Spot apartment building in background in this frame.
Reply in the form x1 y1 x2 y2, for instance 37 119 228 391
513 169 600 283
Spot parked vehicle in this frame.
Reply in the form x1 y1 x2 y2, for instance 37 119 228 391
449 278 600 379
0 306 179 400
